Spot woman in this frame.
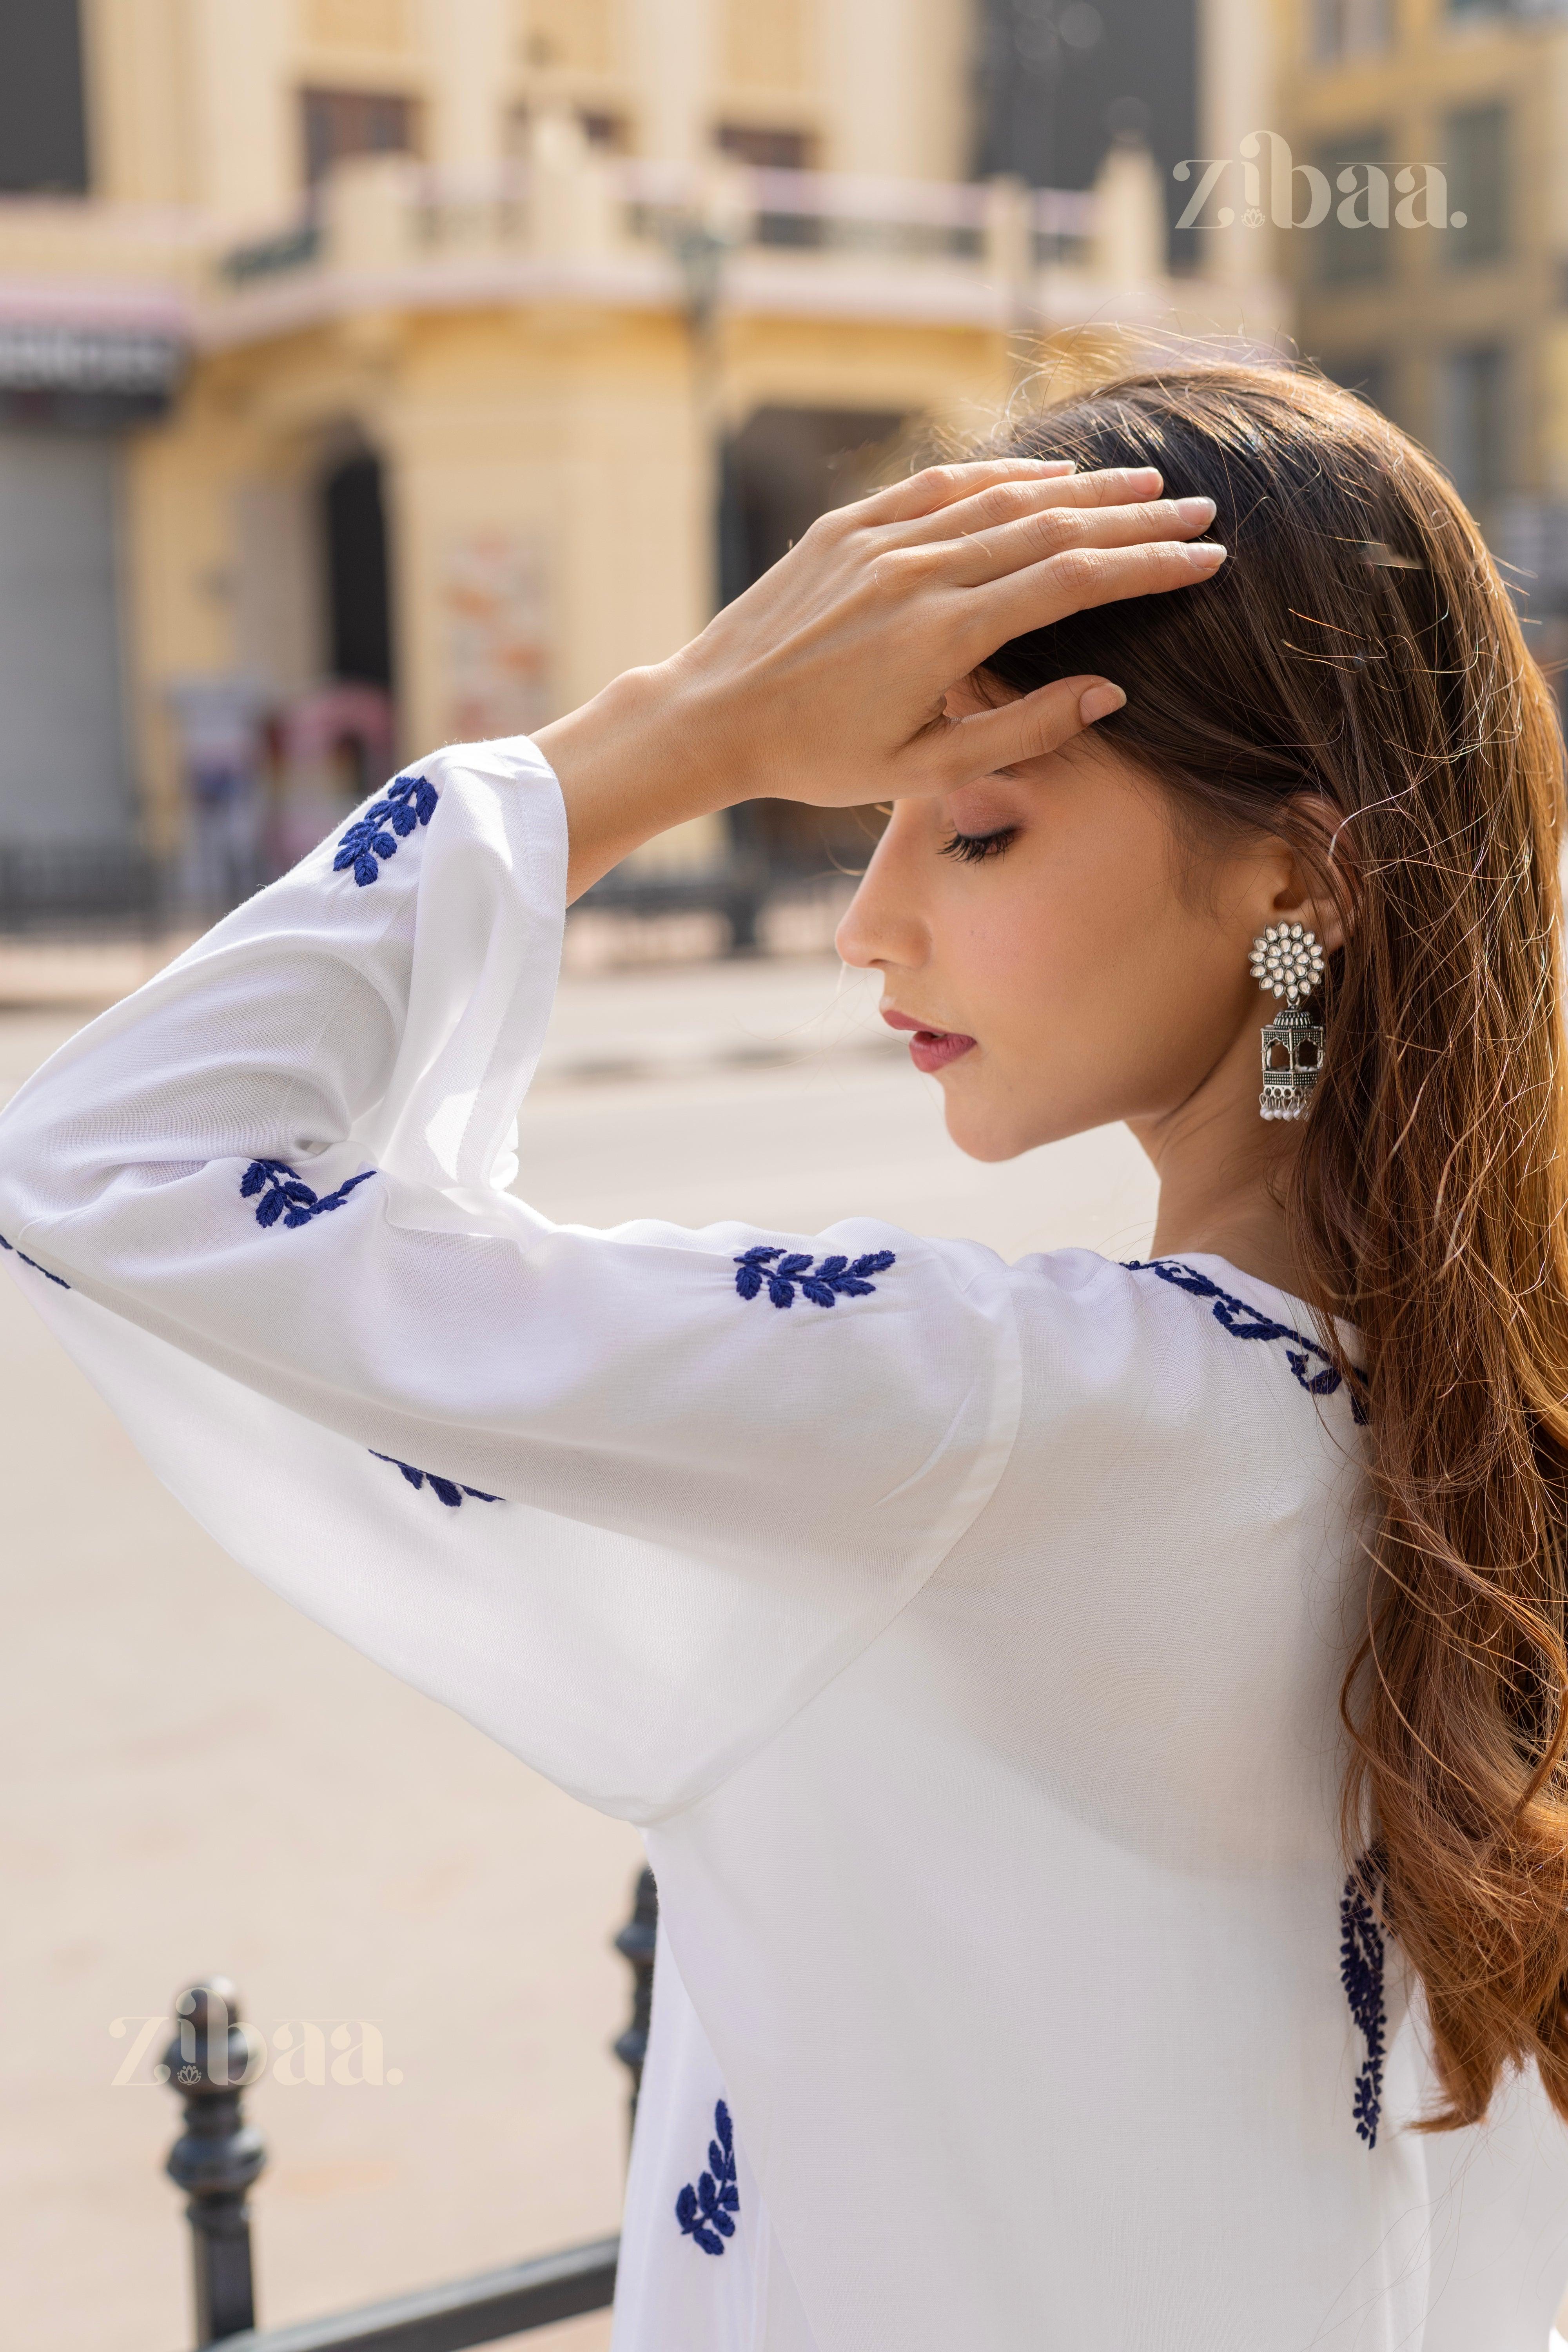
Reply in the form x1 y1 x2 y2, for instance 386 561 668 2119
3 364 1567 2348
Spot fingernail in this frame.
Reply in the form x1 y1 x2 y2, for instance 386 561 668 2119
1174 495 1217 524
1034 458 1076 473
1079 683 1127 724
1184 541 1227 570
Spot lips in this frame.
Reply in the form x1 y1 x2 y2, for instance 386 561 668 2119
880 1005 978 1075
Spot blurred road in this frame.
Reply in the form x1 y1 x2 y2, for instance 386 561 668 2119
0 946 1157 2350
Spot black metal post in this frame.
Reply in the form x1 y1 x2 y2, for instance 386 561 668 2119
612 1867 658 2136
163 1977 268 2345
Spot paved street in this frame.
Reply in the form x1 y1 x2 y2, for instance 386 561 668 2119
0 942 1157 2350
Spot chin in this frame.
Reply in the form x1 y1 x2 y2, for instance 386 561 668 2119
941 1098 1032 1165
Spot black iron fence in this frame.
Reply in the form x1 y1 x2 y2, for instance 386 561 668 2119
0 842 169 933
160 1869 658 2352
0 844 777 949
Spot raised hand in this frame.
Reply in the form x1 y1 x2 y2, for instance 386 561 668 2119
535 457 1224 897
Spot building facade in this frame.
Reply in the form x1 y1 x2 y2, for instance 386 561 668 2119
0 0 1272 904
1278 0 1568 600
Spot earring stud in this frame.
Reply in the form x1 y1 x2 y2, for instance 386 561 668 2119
1251 924 1325 1121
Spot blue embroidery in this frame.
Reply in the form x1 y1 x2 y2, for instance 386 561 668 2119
675 2100 739 2256
0 1232 69 1288
1341 1863 1388 2147
333 771 439 887
371 1451 501 1508
1123 1258 1368 1424
240 1158 376 1229
734 1245 895 1310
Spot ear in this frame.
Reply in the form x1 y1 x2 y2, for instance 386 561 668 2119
1263 794 1354 956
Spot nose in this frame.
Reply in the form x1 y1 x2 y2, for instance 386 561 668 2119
835 806 930 973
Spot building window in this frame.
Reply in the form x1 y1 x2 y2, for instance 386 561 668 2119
1311 0 1390 61
301 87 418 186
1438 345 1509 512
1443 103 1508 265
714 123 816 171
1311 131 1391 285
0 0 89 193
715 125 818 247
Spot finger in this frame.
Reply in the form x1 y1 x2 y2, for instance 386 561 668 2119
919 675 1129 791
939 493 1216 587
860 456 1078 527
956 537 1228 666
886 465 1165 549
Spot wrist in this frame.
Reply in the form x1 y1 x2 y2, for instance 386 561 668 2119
534 661 741 901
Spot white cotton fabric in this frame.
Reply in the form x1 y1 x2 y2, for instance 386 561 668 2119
2 735 1567 2350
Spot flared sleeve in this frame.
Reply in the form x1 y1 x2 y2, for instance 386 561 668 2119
0 737 1020 1820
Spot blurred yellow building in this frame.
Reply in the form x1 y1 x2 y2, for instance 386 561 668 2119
1277 0 1568 633
0 0 1276 911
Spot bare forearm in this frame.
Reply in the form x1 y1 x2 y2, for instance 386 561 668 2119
535 662 737 902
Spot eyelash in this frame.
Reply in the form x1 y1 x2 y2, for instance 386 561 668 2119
939 826 1020 866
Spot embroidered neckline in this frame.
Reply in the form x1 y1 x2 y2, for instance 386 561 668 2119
240 1158 375 1230
734 1245 895 1309
675 2099 739 2255
0 1232 69 1288
1123 1258 1368 1423
371 1451 501 1508
1341 1860 1389 2147
333 771 438 887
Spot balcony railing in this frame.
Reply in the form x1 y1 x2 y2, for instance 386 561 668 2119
213 153 1111 312
159 1869 658 2350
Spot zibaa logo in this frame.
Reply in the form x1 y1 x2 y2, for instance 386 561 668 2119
1174 131 1460 231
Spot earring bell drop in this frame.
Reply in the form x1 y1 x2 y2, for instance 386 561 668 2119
1251 924 1326 1121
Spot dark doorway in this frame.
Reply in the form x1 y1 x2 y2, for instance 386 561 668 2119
721 407 906 879
721 405 906 608
323 452 393 691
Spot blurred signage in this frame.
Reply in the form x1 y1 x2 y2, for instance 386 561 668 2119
0 320 185 425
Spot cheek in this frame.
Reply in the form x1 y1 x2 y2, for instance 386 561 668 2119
932 839 1249 1140
943 855 1158 1040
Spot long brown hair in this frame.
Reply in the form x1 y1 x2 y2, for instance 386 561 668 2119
982 361 1568 2131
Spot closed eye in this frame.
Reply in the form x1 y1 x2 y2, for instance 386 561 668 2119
939 825 1019 865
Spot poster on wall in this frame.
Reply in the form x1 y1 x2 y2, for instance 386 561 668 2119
442 531 552 742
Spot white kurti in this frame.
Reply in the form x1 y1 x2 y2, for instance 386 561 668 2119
3 737 1567 2350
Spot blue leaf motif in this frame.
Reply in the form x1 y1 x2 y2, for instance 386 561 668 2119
240 1158 376 1230
1341 1859 1389 2147
370 1451 501 1507
332 772 438 888
733 1243 895 1310
0 1232 70 1288
1123 1258 1368 1424
676 2100 739 2257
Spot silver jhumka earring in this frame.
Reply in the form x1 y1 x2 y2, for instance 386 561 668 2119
1250 924 1326 1121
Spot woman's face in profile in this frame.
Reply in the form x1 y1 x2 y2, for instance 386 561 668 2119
836 684 1292 1164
